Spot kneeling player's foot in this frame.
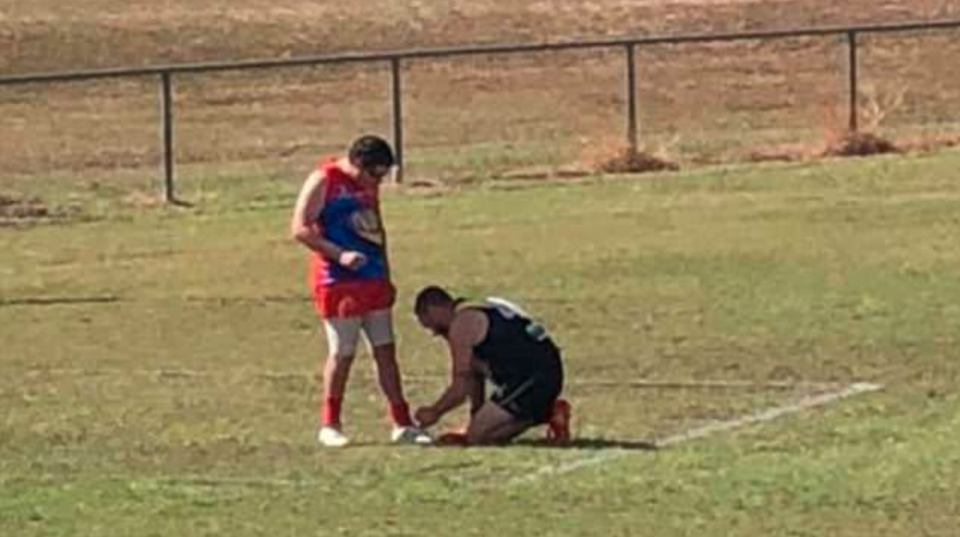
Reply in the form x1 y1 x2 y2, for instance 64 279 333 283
391 426 434 445
546 399 572 446
436 431 469 447
318 426 350 448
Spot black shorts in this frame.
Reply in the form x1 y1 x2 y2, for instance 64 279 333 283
490 351 563 424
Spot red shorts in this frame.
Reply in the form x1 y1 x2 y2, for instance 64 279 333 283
312 279 396 319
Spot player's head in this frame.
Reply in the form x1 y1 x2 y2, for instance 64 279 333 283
349 135 395 182
414 285 456 337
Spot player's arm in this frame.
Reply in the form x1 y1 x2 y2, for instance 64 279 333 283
375 200 391 279
468 372 485 416
418 311 487 425
289 170 343 261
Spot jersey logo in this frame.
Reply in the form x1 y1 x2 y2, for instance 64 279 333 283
350 209 385 246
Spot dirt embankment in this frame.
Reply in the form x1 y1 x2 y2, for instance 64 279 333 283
1 0 957 74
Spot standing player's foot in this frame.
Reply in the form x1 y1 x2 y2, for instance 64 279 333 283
318 426 350 448
391 426 434 445
546 399 572 446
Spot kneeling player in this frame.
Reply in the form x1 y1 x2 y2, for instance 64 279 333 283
413 286 571 446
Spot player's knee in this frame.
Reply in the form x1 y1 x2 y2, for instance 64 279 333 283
367 335 395 355
465 429 488 446
323 318 363 362
328 351 356 365
465 425 500 446
327 339 359 363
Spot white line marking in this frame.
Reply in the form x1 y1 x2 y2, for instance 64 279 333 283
508 382 883 486
654 382 882 447
19 367 838 391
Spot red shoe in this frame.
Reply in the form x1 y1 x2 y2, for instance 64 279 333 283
546 399 572 445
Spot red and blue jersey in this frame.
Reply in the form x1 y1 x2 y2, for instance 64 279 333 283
310 158 395 318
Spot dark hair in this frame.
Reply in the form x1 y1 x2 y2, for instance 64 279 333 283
349 135 395 169
414 286 454 314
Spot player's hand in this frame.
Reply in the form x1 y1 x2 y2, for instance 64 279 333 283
414 406 440 428
337 250 368 270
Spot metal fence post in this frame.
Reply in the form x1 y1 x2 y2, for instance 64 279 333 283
389 57 404 183
2 19 959 192
159 71 176 202
625 43 639 153
846 31 859 133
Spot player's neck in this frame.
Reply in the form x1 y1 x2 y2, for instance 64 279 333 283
338 157 360 179
338 158 378 189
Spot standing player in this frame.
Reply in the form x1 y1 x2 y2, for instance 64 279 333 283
412 286 571 446
290 135 430 447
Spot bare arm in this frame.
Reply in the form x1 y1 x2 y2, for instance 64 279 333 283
428 335 477 417
468 372 486 416
417 310 488 425
289 170 342 260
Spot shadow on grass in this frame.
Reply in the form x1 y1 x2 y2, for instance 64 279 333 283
514 437 658 451
0 295 120 308
169 198 196 209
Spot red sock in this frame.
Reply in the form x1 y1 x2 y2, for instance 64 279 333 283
388 401 413 427
546 399 571 445
321 396 342 428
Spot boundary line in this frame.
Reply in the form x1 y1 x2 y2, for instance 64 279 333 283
508 382 883 486
18 367 839 391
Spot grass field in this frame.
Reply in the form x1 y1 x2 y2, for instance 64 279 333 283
3 150 960 536
3 1 960 534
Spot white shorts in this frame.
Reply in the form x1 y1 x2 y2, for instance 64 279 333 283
322 309 395 357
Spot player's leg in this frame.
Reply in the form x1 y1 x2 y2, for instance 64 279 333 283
542 350 571 445
481 355 565 446
318 317 362 446
546 399 572 445
363 310 405 416
466 402 533 445
363 309 431 444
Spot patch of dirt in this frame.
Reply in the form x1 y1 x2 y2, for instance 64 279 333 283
0 192 81 226
1 0 958 191
596 147 680 174
823 131 899 157
743 143 814 163
1 0 957 73
897 132 960 153
0 192 49 218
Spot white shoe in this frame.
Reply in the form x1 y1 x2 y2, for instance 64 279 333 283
391 426 433 445
318 426 350 448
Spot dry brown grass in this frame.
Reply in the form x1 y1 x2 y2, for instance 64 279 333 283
743 81 913 162
0 192 52 223
743 129 901 163
2 0 960 194
742 142 814 163
600 147 680 173
898 132 960 152
820 83 904 157
579 136 680 174
2 0 958 73
823 131 899 157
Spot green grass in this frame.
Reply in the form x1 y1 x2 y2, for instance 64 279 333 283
2 151 960 536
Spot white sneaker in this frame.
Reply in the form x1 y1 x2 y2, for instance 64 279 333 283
318 426 350 448
391 426 433 446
